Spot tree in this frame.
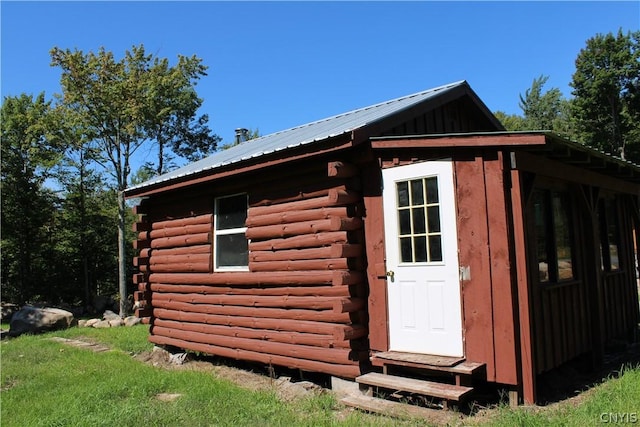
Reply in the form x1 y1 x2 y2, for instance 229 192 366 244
570 29 640 161
144 55 220 175
50 45 216 316
493 111 526 131
519 75 571 133
494 76 574 138
1 93 63 303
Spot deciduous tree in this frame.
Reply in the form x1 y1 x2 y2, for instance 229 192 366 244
570 29 640 161
50 45 216 315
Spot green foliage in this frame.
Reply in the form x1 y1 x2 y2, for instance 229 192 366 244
0 94 64 303
519 75 573 136
144 53 221 175
570 29 640 161
493 111 527 131
494 76 575 139
49 45 219 314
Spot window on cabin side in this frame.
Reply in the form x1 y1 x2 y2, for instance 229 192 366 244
599 197 621 272
533 188 575 283
214 194 248 270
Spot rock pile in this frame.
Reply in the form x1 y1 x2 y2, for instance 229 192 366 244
78 310 141 328
3 306 141 339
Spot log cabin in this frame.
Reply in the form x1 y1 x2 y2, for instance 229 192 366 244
124 81 640 406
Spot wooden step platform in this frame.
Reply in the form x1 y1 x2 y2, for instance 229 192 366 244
356 372 473 401
371 351 485 376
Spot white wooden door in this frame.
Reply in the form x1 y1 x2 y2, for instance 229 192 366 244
382 160 463 357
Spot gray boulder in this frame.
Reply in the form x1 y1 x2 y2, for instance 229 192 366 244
92 320 112 329
123 316 141 327
9 306 76 337
1 303 20 322
102 310 120 321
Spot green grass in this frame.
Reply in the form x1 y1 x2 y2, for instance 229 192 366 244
2 325 639 426
0 326 418 427
479 366 640 427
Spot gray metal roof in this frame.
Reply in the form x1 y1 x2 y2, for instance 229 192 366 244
126 80 467 193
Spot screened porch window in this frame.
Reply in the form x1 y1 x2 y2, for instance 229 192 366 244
599 197 621 271
533 189 575 283
214 194 248 271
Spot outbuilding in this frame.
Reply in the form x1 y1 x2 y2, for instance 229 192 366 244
125 81 640 405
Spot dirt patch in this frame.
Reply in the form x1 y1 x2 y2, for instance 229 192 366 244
49 337 110 352
134 347 324 402
155 392 183 402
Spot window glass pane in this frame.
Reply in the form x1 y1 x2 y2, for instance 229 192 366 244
216 234 248 267
607 200 620 270
397 182 409 207
414 236 427 262
427 206 441 233
400 237 413 262
410 179 424 205
533 190 550 282
412 207 426 234
399 209 411 235
216 195 247 229
552 192 573 280
429 235 443 262
426 177 439 204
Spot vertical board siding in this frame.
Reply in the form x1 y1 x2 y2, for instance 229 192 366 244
454 154 496 381
135 161 366 379
534 282 591 373
455 151 517 385
484 153 518 386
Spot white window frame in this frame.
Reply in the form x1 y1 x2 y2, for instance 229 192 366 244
214 193 249 272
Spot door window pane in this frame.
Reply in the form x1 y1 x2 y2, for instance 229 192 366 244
412 207 426 234
400 237 413 262
426 177 439 204
414 236 427 262
397 182 409 207
395 175 443 263
411 179 424 205
429 236 443 262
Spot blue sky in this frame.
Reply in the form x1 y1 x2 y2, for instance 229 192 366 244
2 1 639 166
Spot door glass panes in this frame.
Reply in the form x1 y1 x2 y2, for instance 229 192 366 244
396 176 443 263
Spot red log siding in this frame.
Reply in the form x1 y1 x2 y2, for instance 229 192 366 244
134 160 366 379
